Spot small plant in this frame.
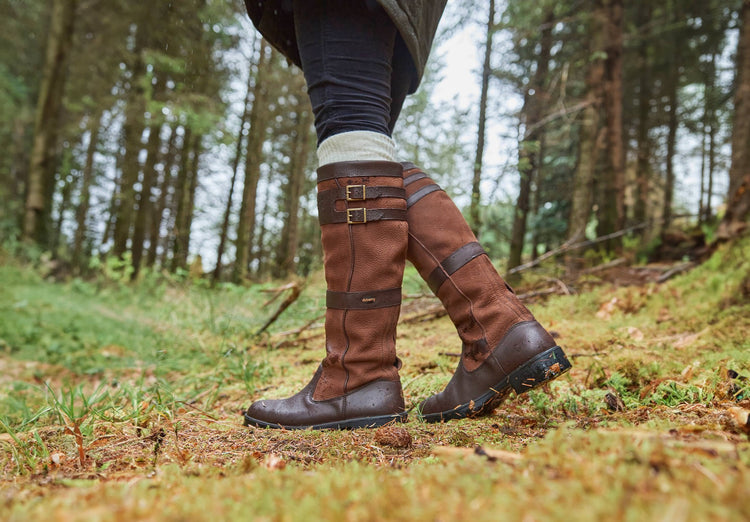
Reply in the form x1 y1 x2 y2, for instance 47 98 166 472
0 417 50 474
528 389 553 416
46 383 112 467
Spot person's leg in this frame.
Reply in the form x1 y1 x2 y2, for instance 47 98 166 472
244 0 409 429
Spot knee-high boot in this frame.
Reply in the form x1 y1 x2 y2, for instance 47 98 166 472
244 160 409 429
402 163 571 422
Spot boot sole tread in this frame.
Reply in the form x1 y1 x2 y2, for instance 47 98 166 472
244 411 408 430
420 345 572 423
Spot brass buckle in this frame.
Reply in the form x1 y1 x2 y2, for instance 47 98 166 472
346 208 367 224
346 185 366 201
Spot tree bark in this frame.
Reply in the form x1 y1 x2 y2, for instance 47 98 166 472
23 0 77 246
469 0 495 235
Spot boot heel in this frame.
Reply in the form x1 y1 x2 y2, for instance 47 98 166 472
508 346 571 395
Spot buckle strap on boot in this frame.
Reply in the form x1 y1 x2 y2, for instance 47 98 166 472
327 287 403 310
407 183 442 208
318 184 407 225
318 161 403 182
404 171 428 187
318 185 406 204
319 206 407 225
426 242 486 294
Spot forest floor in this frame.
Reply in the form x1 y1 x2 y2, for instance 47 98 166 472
1 238 749 521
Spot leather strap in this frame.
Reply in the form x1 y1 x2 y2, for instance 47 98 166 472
317 186 406 208
317 161 403 183
426 242 486 294
318 207 407 226
404 171 428 187
327 287 402 310
406 183 442 208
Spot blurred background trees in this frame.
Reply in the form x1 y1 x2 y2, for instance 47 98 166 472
0 0 746 282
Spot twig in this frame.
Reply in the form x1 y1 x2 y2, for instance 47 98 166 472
507 223 648 275
656 262 695 283
255 282 302 337
261 281 299 306
544 277 572 295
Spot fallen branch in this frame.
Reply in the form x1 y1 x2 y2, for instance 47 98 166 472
255 282 302 337
507 223 648 275
656 262 695 283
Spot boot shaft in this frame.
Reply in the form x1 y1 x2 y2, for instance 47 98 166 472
314 161 408 400
402 163 534 370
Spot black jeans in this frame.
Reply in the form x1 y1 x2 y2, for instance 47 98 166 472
293 0 411 144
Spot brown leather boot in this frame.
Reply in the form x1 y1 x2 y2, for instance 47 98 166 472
244 161 409 429
402 163 571 422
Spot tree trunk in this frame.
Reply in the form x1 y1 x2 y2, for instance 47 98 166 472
23 0 77 246
52 147 75 255
130 122 163 278
171 128 200 272
275 106 313 278
633 2 652 229
213 70 254 285
146 126 179 268
507 11 553 273
9 114 29 216
663 62 680 231
254 172 272 279
469 0 495 235
234 39 272 283
72 113 101 272
596 0 625 251
112 43 147 258
718 0 750 239
568 1 606 244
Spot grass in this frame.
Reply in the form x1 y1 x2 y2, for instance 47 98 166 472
1 238 749 520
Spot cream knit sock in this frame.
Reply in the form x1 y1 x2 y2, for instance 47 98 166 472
316 130 397 167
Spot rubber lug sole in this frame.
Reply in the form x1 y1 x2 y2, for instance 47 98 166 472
243 411 407 430
420 345 572 423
